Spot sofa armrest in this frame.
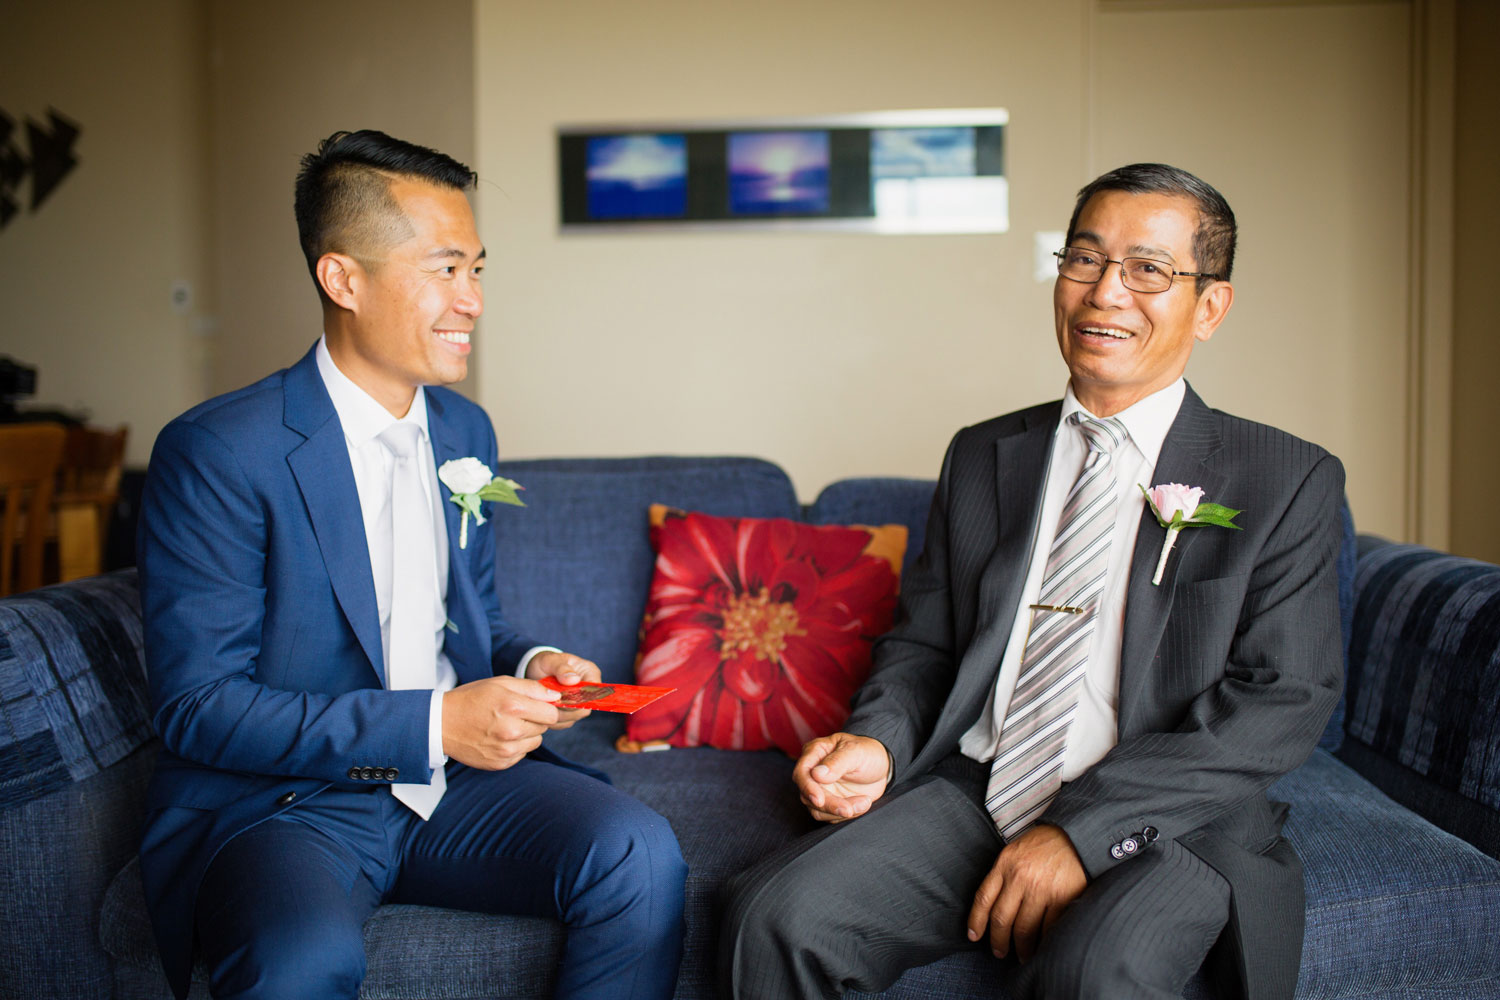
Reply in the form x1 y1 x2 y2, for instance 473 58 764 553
1339 535 1500 859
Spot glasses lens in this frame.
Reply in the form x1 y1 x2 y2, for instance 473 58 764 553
1057 248 1104 282
1121 258 1173 293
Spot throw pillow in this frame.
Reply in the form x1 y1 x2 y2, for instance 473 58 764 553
625 505 906 756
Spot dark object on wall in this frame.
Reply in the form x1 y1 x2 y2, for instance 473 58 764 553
0 107 81 229
559 109 1007 235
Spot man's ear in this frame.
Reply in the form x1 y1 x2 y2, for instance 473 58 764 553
315 253 362 311
1193 280 1235 343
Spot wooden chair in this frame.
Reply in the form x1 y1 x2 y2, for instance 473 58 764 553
53 424 129 583
0 423 66 596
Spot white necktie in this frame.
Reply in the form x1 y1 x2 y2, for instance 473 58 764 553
985 413 1126 839
378 421 446 819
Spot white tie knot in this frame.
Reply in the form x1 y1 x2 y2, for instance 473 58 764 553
1069 413 1126 455
379 421 425 463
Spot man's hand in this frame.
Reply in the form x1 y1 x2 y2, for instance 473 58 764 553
442 676 561 770
793 733 892 823
524 650 603 730
966 824 1087 962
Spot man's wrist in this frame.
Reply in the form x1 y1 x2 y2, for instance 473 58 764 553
428 689 447 768
515 645 561 679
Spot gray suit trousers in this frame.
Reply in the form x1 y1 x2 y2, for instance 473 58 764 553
720 756 1232 1000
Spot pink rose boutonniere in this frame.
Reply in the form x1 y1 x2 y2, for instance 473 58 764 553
1139 483 1242 585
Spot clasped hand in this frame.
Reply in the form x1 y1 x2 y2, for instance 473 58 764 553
441 651 600 770
794 734 1086 963
793 732 892 823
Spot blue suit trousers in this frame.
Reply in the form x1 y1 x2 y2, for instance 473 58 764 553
194 757 686 1000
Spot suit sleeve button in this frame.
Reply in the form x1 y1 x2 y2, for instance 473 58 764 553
1142 826 1159 842
1110 843 1125 860
1121 837 1140 855
386 767 399 781
359 766 375 780
348 766 362 780
372 768 388 780
276 791 296 806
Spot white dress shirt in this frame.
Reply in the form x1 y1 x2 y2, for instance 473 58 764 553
316 337 551 769
960 378 1186 780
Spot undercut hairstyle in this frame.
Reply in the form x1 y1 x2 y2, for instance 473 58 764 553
1065 163 1236 293
294 130 478 302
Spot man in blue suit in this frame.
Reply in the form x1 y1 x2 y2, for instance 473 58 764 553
137 130 686 1000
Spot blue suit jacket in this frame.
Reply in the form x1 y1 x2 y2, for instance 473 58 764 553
137 345 541 996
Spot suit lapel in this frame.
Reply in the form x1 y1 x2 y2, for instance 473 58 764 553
943 405 1059 734
424 388 489 679
282 347 386 684
1117 384 1228 734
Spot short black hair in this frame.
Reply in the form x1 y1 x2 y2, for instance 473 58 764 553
1065 163 1236 293
293 130 477 301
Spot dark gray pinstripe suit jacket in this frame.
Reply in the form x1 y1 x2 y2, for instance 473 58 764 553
845 384 1344 1000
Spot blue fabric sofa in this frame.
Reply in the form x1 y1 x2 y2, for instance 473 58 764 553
2 455 1497 999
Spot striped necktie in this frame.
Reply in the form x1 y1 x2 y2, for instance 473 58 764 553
985 412 1126 840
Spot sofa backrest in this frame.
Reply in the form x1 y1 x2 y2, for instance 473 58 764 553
0 570 156 999
1340 536 1500 859
492 457 802 685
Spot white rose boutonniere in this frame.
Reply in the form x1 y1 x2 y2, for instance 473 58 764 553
1139 483 1242 585
438 457 525 549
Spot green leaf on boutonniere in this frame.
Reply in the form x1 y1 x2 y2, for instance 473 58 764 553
448 492 484 520
1187 503 1243 529
476 477 526 507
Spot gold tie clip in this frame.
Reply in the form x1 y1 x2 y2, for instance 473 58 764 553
1022 603 1088 658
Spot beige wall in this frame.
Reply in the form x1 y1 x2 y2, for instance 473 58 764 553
473 0 1426 542
6 1 1490 555
207 0 478 401
1449 0 1500 564
474 0 1091 500
1091 1 1413 539
0 0 212 467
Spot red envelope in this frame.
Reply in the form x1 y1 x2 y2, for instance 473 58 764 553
538 676 676 714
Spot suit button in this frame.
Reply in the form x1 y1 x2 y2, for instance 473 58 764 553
360 767 375 780
386 767 399 781
1110 843 1125 860
372 767 388 781
1142 826 1159 842
1121 837 1140 855
348 766 362 780
276 791 296 806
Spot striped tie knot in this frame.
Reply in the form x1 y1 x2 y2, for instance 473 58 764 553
1069 412 1126 455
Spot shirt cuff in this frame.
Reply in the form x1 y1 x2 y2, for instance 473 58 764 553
515 645 561 679
428 689 447 768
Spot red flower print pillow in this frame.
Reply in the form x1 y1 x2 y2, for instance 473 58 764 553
624 506 907 756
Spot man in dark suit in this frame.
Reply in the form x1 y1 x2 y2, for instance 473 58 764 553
721 163 1344 1000
137 130 686 1000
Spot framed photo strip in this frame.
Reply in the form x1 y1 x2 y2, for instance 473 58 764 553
558 109 1007 235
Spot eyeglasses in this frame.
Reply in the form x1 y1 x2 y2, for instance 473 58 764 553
1053 247 1220 294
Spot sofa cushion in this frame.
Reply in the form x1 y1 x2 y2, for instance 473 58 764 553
492 457 801 687
1342 536 1500 858
0 569 152 810
628 506 905 755
0 570 155 1000
1272 750 1500 997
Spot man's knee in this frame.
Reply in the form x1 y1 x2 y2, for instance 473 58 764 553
720 849 845 1000
203 911 366 1000
566 801 687 937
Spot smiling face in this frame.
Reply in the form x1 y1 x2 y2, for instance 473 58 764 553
1053 190 1233 416
322 177 484 417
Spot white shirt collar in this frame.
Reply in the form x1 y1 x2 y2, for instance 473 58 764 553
315 335 430 446
1058 377 1185 468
